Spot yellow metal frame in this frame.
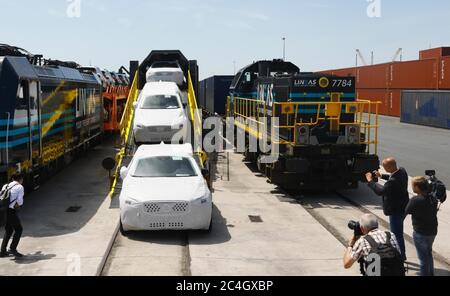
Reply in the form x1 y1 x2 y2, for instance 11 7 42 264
107 72 139 198
231 97 381 155
108 70 208 198
187 71 208 167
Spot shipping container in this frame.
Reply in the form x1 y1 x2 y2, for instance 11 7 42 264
356 64 389 89
401 90 450 129
420 47 450 60
357 89 389 116
439 56 450 89
320 67 356 77
357 89 402 117
389 59 438 89
201 75 234 116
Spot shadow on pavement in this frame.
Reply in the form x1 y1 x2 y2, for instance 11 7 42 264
8 251 57 265
0 137 120 239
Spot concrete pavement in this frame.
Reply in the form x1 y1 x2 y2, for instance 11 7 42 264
0 140 120 276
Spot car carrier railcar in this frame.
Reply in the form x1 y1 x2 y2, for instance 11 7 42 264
0 52 103 189
227 59 381 190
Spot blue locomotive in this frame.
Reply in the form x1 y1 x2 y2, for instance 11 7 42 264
0 45 103 189
228 60 381 190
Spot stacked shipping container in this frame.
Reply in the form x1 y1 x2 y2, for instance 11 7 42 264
320 47 450 119
401 91 450 129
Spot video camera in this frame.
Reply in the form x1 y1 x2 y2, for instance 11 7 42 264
425 170 447 204
348 220 364 237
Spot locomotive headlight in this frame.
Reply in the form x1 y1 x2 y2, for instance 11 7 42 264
296 126 310 145
346 125 360 144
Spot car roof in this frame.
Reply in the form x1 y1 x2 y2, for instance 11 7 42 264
135 144 194 158
141 81 181 95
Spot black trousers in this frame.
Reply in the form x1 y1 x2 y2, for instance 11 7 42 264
1 208 23 252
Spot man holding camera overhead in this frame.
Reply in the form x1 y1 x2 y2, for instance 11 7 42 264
365 157 409 261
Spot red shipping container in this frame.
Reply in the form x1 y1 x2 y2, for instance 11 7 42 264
356 89 401 117
420 47 450 60
388 59 438 89
319 67 356 77
356 89 389 116
439 56 450 89
387 90 401 117
356 64 389 89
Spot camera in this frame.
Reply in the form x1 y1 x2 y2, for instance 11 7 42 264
371 171 379 183
425 170 447 204
348 220 364 237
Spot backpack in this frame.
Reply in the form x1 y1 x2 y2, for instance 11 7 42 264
364 232 405 276
0 183 18 225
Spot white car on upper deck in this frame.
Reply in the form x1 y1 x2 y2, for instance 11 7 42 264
146 61 188 105
119 144 213 234
133 81 189 145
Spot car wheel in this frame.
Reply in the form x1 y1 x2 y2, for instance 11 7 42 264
119 219 129 236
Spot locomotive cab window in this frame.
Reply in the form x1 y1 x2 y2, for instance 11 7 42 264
17 81 29 110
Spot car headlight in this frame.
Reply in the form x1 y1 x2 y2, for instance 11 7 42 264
192 195 211 206
124 197 140 206
172 117 186 130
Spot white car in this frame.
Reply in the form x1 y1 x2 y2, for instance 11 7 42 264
146 61 185 88
119 144 213 234
133 82 189 144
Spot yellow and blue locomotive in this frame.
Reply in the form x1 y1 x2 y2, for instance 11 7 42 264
228 60 381 190
0 45 103 189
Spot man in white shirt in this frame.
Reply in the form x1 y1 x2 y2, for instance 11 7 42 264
0 174 25 258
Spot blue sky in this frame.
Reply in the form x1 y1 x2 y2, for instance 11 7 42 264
1 0 449 78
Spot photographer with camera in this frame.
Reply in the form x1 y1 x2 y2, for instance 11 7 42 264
343 214 405 276
365 157 409 261
405 174 446 276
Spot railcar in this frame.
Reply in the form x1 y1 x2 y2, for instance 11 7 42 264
227 60 381 190
0 50 103 189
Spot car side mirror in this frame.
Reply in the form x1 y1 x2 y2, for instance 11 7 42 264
120 166 129 180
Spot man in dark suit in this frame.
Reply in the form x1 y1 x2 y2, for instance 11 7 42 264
366 157 409 261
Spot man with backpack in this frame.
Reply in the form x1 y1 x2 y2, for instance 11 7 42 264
405 176 440 276
0 173 25 258
343 214 405 276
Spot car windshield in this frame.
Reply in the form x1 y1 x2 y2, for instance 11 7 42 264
132 156 197 178
141 95 180 109
151 61 179 68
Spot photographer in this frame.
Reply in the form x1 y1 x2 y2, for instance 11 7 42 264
405 177 439 276
365 157 409 260
343 214 405 276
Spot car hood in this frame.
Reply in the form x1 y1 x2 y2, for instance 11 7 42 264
134 108 184 127
123 176 207 202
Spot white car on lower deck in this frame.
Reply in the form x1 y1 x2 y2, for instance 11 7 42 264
133 82 189 144
119 144 212 234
